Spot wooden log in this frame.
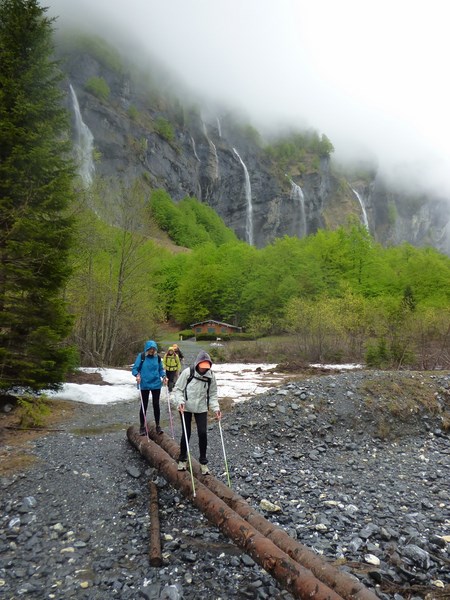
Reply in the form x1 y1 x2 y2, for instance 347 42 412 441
127 425 345 600
148 481 162 567
144 425 379 600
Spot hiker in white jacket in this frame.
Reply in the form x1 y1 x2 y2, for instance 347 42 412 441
174 350 221 475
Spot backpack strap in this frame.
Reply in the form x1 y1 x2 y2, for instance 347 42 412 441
184 365 211 408
138 351 145 372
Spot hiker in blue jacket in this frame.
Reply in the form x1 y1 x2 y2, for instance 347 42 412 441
132 340 167 435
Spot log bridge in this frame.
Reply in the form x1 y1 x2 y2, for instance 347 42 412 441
127 425 379 600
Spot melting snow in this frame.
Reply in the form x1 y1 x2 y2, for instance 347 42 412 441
46 364 283 405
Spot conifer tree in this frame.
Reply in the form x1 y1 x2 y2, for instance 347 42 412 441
0 0 76 392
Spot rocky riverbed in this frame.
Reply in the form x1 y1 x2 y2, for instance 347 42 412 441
1 367 450 600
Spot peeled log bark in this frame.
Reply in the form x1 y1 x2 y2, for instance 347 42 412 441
127 425 344 600
148 481 162 567
141 425 379 600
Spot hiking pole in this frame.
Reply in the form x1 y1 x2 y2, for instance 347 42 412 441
180 409 196 497
138 384 149 440
165 384 175 439
218 418 231 488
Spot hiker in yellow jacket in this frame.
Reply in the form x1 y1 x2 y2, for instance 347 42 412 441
163 346 181 392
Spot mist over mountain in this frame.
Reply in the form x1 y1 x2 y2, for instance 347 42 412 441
46 0 450 254
48 0 450 198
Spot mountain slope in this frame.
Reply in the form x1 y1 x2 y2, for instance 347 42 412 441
58 32 450 254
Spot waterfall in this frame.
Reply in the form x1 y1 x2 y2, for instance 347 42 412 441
69 84 95 186
216 117 222 138
233 148 254 245
288 178 307 237
202 121 219 178
191 136 201 162
352 188 369 229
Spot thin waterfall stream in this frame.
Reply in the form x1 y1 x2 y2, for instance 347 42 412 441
289 179 307 237
352 188 369 229
69 84 95 186
233 148 254 245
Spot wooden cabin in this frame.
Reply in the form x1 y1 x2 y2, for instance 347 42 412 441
190 320 242 336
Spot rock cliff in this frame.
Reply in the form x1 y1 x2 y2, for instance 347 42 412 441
59 38 450 254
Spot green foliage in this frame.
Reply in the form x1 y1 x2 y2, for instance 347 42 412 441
128 135 148 159
149 191 237 249
265 129 334 176
195 333 230 341
178 329 195 340
17 394 51 428
0 0 76 393
317 134 334 157
67 181 169 366
158 216 450 366
402 285 416 312
208 345 227 363
246 315 273 338
284 296 345 361
179 197 237 246
164 241 257 326
85 76 110 101
127 105 139 120
365 338 390 368
154 117 174 142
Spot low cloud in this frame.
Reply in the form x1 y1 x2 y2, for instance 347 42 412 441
47 0 450 196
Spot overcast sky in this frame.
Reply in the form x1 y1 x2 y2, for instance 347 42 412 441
47 0 450 195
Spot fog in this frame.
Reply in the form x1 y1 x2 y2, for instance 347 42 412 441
47 0 450 195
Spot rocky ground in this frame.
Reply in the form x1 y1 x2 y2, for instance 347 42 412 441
1 363 450 600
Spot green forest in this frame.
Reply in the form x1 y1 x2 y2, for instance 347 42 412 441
69 189 450 372
2 0 450 397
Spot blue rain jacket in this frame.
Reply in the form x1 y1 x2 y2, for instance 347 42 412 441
131 340 165 390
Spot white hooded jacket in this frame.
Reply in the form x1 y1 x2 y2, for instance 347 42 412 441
173 351 219 414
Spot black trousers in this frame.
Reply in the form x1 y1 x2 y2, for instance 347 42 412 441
179 412 208 465
139 388 161 427
166 370 178 392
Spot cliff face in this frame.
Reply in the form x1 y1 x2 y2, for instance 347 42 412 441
61 44 450 254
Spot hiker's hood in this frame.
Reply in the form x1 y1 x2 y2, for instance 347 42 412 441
144 340 158 352
194 350 212 370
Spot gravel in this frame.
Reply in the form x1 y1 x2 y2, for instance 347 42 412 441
1 366 449 600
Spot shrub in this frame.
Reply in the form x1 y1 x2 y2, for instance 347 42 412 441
128 105 139 120
17 395 51 428
154 117 174 142
365 338 390 368
178 329 195 340
195 333 229 341
208 345 228 363
148 190 236 249
194 333 252 342
85 77 110 101
228 333 254 341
